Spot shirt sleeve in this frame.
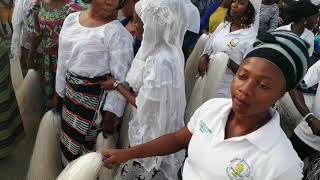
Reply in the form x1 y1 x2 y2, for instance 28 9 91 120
55 27 68 98
187 106 202 134
303 60 320 87
102 29 134 117
202 22 224 56
274 164 303 180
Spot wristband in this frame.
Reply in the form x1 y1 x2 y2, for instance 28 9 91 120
304 113 314 125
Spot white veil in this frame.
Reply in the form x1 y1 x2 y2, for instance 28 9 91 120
125 0 188 179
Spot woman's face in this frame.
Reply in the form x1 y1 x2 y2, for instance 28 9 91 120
92 0 119 18
230 57 285 116
230 0 249 18
132 11 144 39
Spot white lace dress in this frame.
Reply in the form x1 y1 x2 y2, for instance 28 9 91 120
118 0 188 179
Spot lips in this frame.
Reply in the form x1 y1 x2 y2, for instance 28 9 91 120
233 96 249 110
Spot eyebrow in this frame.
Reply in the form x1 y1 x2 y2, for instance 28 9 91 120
239 66 274 80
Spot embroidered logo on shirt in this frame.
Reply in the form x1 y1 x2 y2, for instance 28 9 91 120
226 158 252 180
228 38 240 48
199 120 212 134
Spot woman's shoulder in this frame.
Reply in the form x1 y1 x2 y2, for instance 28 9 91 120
104 20 133 43
63 11 79 26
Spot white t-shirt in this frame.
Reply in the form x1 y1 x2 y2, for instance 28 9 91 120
276 24 314 57
294 60 320 151
56 12 134 117
203 22 256 98
184 98 303 180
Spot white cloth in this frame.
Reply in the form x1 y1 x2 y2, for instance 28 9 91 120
11 0 33 59
311 0 320 5
184 98 304 180
125 0 187 179
294 60 320 151
184 0 200 33
276 23 315 57
202 22 256 98
55 12 134 117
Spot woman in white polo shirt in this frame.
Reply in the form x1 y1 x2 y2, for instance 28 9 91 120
102 31 308 180
275 1 318 57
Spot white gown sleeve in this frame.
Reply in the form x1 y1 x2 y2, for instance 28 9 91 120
55 30 68 98
102 29 134 117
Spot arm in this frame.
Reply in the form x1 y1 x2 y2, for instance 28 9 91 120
290 89 320 135
102 127 192 168
26 4 41 68
103 30 135 112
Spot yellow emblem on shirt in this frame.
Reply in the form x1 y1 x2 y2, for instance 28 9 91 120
227 158 252 180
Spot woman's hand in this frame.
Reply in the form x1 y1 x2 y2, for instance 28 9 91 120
102 149 131 169
309 118 320 136
198 54 210 76
100 77 116 90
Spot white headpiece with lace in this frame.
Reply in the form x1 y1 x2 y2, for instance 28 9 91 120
126 0 188 179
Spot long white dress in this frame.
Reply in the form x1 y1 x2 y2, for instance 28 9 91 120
121 0 188 179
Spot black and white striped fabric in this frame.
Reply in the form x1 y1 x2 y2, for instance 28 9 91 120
245 30 309 91
60 72 105 166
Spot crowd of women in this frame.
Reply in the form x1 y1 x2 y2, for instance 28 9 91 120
1 0 320 179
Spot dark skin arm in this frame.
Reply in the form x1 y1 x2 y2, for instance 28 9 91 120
198 54 239 76
102 127 192 169
289 89 320 136
100 78 137 108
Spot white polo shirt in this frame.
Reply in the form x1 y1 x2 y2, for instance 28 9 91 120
184 98 303 180
294 60 320 151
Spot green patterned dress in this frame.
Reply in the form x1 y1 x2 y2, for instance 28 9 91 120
26 0 80 111
0 40 24 158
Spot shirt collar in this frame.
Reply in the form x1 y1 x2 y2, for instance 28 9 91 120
244 108 282 152
220 102 282 152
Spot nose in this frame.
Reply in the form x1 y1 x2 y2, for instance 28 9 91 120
238 79 255 97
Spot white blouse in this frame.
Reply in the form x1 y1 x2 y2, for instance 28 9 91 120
56 12 134 117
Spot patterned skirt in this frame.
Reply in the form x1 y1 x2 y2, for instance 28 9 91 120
0 42 24 158
60 72 106 166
